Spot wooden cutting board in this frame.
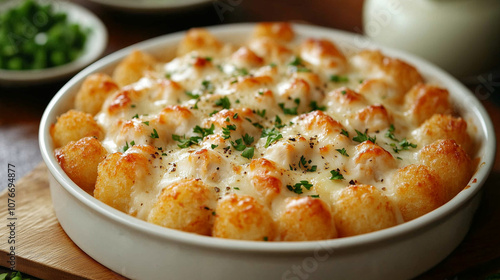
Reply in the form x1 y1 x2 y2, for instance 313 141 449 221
2 163 500 279
0 163 127 280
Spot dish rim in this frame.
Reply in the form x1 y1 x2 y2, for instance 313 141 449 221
0 0 108 86
39 22 496 253
85 0 212 12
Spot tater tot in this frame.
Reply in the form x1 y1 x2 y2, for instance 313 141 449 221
55 137 107 194
252 22 294 42
177 28 222 56
75 73 119 115
249 158 283 204
392 164 446 221
279 197 337 241
333 185 397 237
147 179 216 235
418 139 473 201
414 114 471 155
405 84 452 125
50 109 103 148
94 146 152 213
213 194 275 241
113 50 157 87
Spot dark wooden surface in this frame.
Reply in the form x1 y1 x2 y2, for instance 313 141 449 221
0 0 499 279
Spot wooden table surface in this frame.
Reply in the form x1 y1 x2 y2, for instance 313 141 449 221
0 0 499 279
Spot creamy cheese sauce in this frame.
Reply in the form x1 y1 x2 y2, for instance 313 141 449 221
95 40 431 225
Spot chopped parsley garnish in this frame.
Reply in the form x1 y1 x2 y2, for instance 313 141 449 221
278 102 299 115
242 133 254 145
340 128 349 137
269 63 277 68
233 113 239 119
132 114 139 119
123 141 132 152
172 124 215 148
204 56 213 62
329 170 345 180
310 101 326 111
131 104 136 108
234 187 240 190
391 138 417 153
142 121 150 126
274 115 286 128
185 91 200 99
400 139 417 150
296 67 311 72
263 236 269 241
222 124 237 139
341 90 347 95
352 129 376 144
172 134 201 148
201 80 213 92
336 148 349 157
310 194 320 198
150 128 159 139
287 180 313 194
231 138 247 151
261 127 283 147
258 90 264 95
165 73 171 79
330 75 349 83
193 124 215 138
241 147 254 159
211 144 218 149
385 124 398 142
231 134 255 158
234 67 249 76
235 99 240 103
215 96 231 109
209 110 219 116
289 56 303 66
255 109 266 117
298 156 317 172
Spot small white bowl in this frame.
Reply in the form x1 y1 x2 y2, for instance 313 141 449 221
39 23 496 280
0 0 107 86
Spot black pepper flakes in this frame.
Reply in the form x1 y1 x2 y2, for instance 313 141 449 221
215 187 220 193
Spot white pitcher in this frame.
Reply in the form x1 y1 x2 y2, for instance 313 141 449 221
363 0 500 78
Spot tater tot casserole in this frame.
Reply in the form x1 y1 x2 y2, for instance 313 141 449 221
50 22 479 242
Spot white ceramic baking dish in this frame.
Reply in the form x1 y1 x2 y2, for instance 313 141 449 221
39 23 496 280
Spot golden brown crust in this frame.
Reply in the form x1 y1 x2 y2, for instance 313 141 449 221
333 185 397 237
249 158 283 204
392 164 446 221
112 50 157 87
94 146 153 213
75 73 119 115
405 84 452 125
418 139 473 200
299 38 347 72
414 114 471 154
50 109 103 148
279 197 337 241
213 194 275 241
353 50 424 95
252 22 294 42
55 137 107 194
177 28 222 56
147 178 216 235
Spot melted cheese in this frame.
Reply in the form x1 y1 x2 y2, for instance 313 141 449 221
92 31 467 235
